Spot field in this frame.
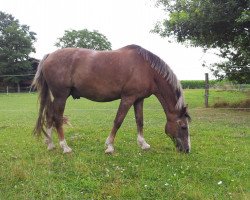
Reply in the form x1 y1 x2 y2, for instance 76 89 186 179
0 89 249 199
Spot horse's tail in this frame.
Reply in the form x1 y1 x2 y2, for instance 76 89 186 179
32 54 51 137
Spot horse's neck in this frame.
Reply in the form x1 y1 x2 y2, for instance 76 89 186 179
155 77 179 119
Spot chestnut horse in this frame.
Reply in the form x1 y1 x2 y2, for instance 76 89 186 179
32 45 191 154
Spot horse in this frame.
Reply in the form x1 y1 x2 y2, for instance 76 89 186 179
32 44 191 154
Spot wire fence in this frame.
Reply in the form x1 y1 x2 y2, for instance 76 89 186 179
211 83 250 91
1 74 249 109
0 74 35 93
0 85 33 93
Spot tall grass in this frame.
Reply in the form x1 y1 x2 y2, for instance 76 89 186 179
0 91 249 199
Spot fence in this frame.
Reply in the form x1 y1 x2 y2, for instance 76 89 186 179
203 73 250 108
1 74 249 109
0 74 35 93
0 85 33 93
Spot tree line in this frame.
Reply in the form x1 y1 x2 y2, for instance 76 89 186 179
0 0 249 92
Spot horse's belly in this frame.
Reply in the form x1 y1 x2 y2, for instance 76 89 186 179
83 92 121 102
70 85 121 102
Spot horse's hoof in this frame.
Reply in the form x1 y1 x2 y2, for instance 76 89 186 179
138 139 151 150
141 143 150 150
63 147 72 154
47 143 55 150
45 139 49 145
105 146 114 154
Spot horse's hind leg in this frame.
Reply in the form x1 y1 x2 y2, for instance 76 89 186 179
45 126 55 150
53 97 72 153
44 107 55 150
134 99 150 150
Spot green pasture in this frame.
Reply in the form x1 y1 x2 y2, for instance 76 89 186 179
0 89 249 199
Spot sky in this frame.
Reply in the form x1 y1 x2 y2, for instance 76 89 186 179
0 0 220 80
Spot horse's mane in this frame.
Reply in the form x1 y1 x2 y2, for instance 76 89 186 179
126 44 184 110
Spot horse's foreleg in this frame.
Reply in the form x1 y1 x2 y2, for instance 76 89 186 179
53 98 72 154
134 99 150 150
105 97 135 154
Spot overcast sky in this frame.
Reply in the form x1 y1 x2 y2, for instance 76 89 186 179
1 0 220 80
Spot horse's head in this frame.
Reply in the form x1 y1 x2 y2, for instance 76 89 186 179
165 106 191 153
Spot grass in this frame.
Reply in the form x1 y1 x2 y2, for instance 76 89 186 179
0 89 249 199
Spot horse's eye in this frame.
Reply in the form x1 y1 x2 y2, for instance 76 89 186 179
181 125 187 130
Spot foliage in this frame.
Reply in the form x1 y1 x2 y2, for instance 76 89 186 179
55 29 112 50
153 0 250 83
0 91 249 199
0 11 36 85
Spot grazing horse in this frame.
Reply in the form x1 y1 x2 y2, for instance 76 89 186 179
32 44 191 154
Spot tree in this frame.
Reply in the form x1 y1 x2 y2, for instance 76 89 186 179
55 29 112 50
0 11 37 91
153 0 250 83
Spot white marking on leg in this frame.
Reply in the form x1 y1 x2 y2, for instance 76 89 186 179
45 127 55 150
105 137 114 154
59 139 72 153
137 135 150 150
188 134 191 152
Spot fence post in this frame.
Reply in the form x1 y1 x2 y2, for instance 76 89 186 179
6 86 9 95
205 73 209 108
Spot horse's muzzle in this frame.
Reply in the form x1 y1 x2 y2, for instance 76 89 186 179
176 145 190 154
176 138 190 154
